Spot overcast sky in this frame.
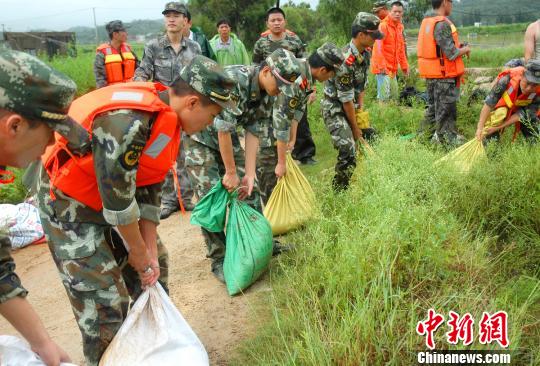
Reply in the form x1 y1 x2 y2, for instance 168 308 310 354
0 0 320 31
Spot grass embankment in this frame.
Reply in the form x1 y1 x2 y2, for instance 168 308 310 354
232 93 539 364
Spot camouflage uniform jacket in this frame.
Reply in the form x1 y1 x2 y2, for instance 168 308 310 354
37 103 169 228
258 60 311 148
192 65 270 150
133 34 201 86
323 41 371 106
252 31 306 64
0 230 28 304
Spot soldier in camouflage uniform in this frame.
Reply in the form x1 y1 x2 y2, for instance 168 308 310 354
185 49 302 282
322 13 383 192
32 56 237 366
0 49 79 366
417 0 471 146
134 1 201 218
475 60 540 142
257 43 345 205
253 7 318 165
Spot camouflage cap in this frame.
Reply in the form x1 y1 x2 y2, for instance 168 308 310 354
315 42 345 70
0 49 77 132
372 0 388 8
179 55 240 115
162 2 189 16
353 12 384 40
524 59 540 84
265 48 302 98
105 20 128 34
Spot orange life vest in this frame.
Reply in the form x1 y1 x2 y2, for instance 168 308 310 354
494 67 540 115
493 67 540 140
417 16 465 79
97 43 136 85
42 82 181 212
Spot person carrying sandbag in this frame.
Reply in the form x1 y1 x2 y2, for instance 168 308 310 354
475 60 540 143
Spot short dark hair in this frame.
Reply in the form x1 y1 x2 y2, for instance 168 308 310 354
0 108 42 129
266 7 286 21
185 10 192 21
431 0 444 9
308 52 336 73
216 18 230 27
390 1 404 8
169 79 214 106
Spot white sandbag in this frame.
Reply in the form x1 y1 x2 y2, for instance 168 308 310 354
0 335 77 366
99 283 209 366
0 203 44 249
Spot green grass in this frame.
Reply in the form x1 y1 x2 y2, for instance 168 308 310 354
406 22 529 38
232 103 539 364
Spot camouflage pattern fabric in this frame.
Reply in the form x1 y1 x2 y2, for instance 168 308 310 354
183 134 262 271
34 109 168 366
160 135 195 211
321 42 371 191
133 34 201 86
257 146 279 205
418 79 460 144
133 35 201 211
0 232 28 304
484 74 511 108
252 30 306 64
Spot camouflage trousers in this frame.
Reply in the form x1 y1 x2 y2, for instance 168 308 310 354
183 134 262 271
321 97 357 191
161 135 195 210
37 192 168 366
419 78 460 143
257 146 278 206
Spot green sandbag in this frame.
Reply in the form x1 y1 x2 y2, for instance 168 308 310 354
190 181 229 232
224 196 273 296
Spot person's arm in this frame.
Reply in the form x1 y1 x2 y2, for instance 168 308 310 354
252 38 264 64
0 298 71 366
218 131 240 191
524 22 536 62
93 51 108 88
434 22 470 61
475 104 495 140
288 120 299 151
336 64 362 140
399 26 410 75
92 111 158 287
343 100 362 140
133 43 155 82
240 131 259 199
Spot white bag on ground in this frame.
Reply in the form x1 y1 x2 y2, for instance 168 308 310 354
99 283 209 366
0 335 77 366
0 203 44 249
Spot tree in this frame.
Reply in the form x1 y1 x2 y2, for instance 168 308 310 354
317 0 372 37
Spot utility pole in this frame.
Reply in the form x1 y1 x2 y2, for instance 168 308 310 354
92 7 99 46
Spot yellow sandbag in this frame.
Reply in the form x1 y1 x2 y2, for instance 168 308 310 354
484 107 508 130
263 153 315 235
355 109 370 129
435 138 486 173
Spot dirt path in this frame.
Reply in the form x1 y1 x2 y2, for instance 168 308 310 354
0 212 269 365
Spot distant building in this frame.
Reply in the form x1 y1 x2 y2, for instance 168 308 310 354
3 32 76 58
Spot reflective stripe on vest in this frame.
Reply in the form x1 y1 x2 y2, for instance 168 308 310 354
417 16 465 79
42 82 181 211
495 67 540 116
97 43 136 85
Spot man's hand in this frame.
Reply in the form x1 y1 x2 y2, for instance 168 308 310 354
222 172 240 192
461 45 471 58
352 127 363 142
308 91 317 104
238 175 255 200
32 339 71 366
287 140 295 152
475 127 484 141
128 247 157 288
275 162 286 178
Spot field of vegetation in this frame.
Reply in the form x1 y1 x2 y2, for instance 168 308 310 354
0 31 538 365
